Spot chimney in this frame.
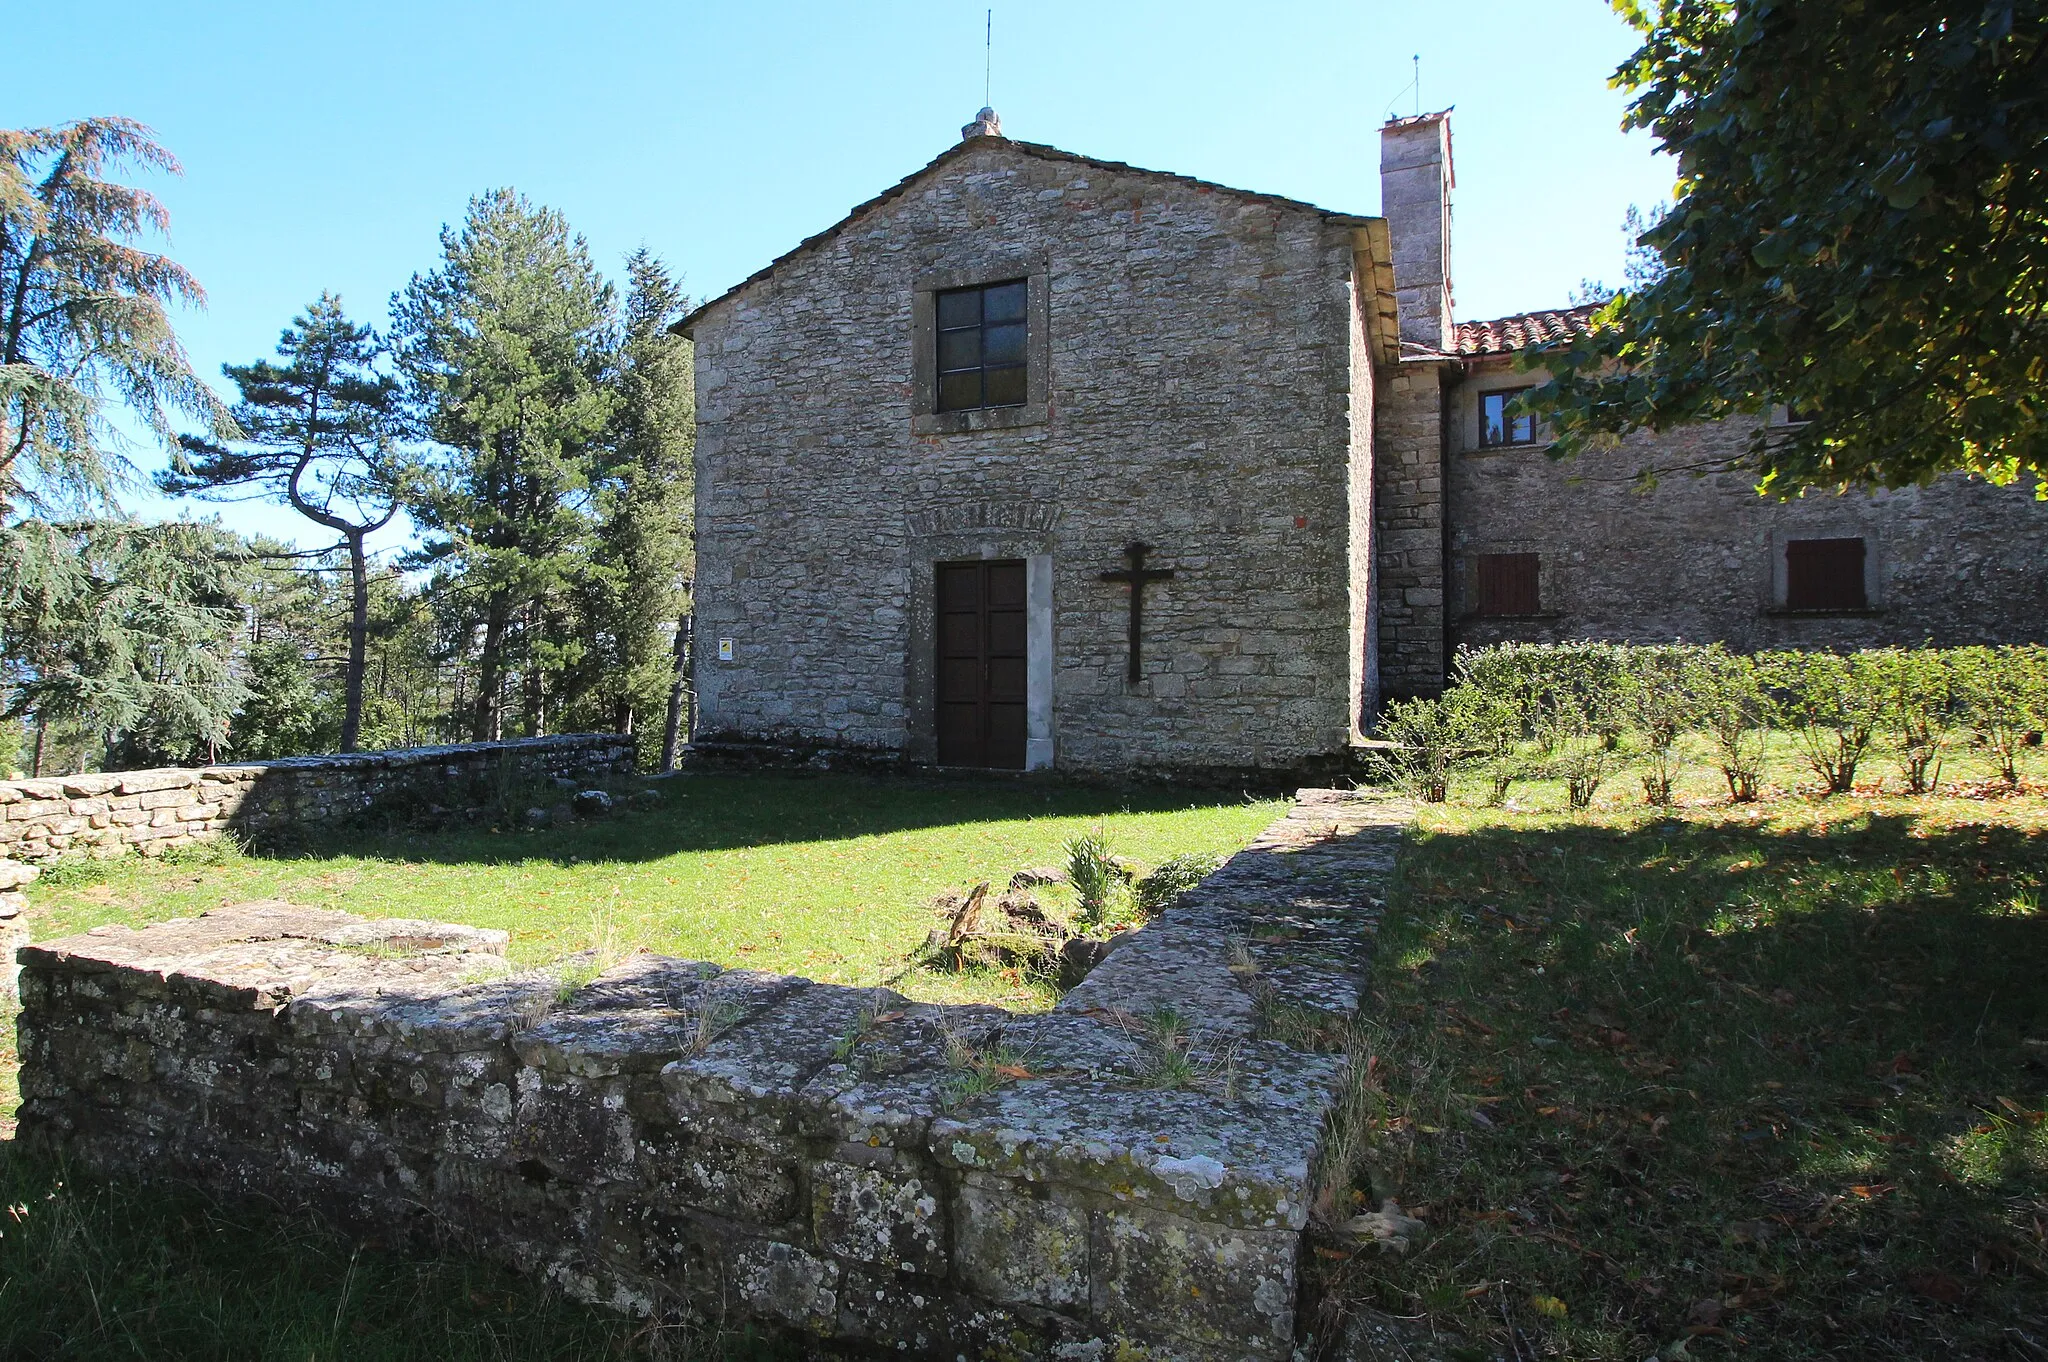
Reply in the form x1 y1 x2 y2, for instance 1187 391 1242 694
1379 110 1454 351
962 106 1003 141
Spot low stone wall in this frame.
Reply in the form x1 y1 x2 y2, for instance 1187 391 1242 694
0 735 634 867
13 791 1408 1360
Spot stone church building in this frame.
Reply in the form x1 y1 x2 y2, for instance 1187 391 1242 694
676 107 2048 779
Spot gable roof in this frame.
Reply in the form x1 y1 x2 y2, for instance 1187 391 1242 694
672 134 1381 338
1453 303 1601 357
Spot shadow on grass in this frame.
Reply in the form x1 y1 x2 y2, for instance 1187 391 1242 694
0 1144 797 1362
234 770 1279 870
1317 805 2048 1362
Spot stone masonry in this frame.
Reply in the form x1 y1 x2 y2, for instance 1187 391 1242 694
1441 387 2048 656
0 735 632 868
682 131 1390 779
679 104 2048 734
15 791 1409 1360
0 735 633 1002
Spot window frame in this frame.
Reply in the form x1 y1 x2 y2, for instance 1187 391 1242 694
911 260 1051 436
1473 551 1544 618
1478 386 1539 448
1782 536 1871 612
934 279 1029 414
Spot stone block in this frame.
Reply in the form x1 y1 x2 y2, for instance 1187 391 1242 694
728 1238 841 1334
117 771 200 795
811 1159 947 1276
635 1123 804 1225
953 1172 1090 1309
662 977 886 1135
1090 1205 1299 1356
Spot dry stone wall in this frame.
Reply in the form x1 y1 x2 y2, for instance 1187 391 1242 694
15 790 1409 1361
0 735 633 867
0 736 632 1001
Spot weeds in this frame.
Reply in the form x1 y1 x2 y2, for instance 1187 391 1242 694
939 1029 1030 1107
1065 829 1134 930
1316 795 2048 1360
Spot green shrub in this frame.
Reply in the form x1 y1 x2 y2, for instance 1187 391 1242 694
1619 644 1711 805
1761 649 1890 794
1699 648 1773 802
1373 694 1479 802
1880 647 1956 793
1133 851 1220 916
1426 642 2042 809
1954 645 2048 786
1065 829 1133 930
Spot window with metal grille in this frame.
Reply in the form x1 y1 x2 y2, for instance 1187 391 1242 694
1480 388 1537 447
935 279 1028 413
1475 553 1541 616
1785 538 1867 610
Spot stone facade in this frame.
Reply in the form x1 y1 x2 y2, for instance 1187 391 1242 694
683 134 1389 779
1440 369 2048 661
682 107 2048 746
16 792 1410 1361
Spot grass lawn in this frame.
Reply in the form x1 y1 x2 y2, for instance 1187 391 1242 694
21 771 1288 1014
1321 747 2048 1360
0 771 1285 1360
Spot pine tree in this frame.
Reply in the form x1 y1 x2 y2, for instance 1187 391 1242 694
159 295 403 750
577 249 694 748
390 190 617 741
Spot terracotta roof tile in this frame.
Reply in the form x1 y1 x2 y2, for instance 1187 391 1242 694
1453 303 1602 357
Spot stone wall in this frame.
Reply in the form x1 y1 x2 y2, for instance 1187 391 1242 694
1441 368 2048 653
687 135 1377 777
0 735 633 868
14 791 1409 1360
1372 361 1448 701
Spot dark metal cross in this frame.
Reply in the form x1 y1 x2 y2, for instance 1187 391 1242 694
1099 542 1175 682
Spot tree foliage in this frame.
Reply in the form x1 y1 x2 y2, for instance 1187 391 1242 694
573 248 694 737
0 518 250 765
0 117 232 517
392 190 618 742
160 294 403 750
1529 1 2048 495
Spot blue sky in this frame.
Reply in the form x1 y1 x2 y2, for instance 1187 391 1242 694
16 1 1671 551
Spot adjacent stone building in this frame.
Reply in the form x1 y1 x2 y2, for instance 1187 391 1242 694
677 107 2048 778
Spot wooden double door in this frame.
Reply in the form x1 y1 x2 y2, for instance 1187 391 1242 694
936 560 1027 769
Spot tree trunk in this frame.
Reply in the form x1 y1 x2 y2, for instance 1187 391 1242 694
31 714 46 778
473 595 510 742
340 530 370 752
660 609 691 772
523 600 546 738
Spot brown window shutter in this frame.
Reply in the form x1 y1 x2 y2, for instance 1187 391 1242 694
1476 553 1541 617
1785 538 1867 610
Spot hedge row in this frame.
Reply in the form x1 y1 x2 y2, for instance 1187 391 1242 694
1375 643 2048 806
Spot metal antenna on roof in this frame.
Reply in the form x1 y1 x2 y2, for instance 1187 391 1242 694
985 9 993 108
1414 55 1421 116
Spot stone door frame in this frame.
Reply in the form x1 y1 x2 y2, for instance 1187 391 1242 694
904 503 1057 770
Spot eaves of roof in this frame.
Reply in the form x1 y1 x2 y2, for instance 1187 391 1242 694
671 135 1381 338
1452 303 1602 357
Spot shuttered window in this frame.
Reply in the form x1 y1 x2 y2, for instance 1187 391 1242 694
1475 553 1541 617
1785 538 1867 610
